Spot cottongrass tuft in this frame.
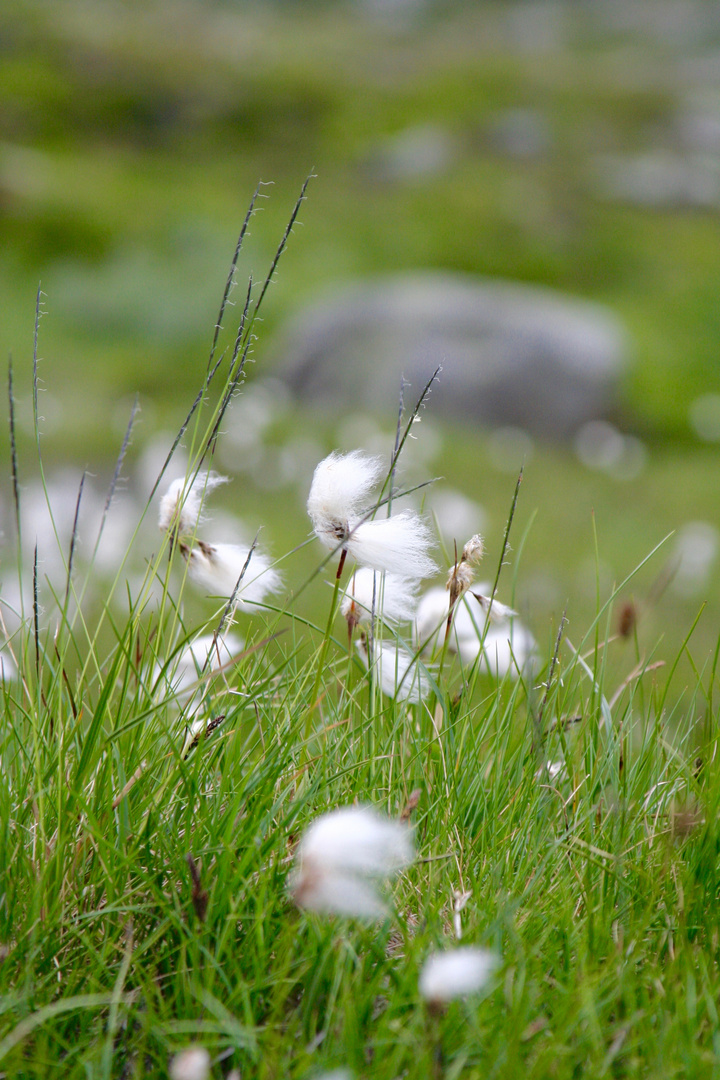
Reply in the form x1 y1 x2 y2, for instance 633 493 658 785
307 450 437 578
158 473 228 540
419 946 499 1007
290 805 414 919
347 512 437 579
169 1045 211 1080
341 569 419 633
416 587 536 678
186 540 281 609
307 451 384 543
356 636 431 703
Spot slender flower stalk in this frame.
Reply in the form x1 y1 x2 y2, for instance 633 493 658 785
290 805 414 919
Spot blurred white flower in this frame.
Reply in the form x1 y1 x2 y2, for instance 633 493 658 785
356 637 431 703
156 632 243 701
419 947 499 1006
472 592 517 622
186 541 281 609
672 521 719 597
341 569 419 630
535 760 565 781
415 587 536 677
169 1045 211 1080
0 651 17 682
290 805 414 919
158 472 228 539
307 450 437 577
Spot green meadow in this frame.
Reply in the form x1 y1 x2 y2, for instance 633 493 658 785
2 3 720 1076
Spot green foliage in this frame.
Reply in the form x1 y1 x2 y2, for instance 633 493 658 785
1 195 720 1078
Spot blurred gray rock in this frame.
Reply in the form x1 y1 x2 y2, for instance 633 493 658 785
276 273 628 439
592 151 720 208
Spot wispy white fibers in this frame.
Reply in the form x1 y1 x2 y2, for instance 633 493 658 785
347 512 437 578
307 451 384 548
186 541 281 609
356 637 431 703
341 569 419 628
307 450 437 577
290 805 414 919
419 947 499 1006
158 472 228 539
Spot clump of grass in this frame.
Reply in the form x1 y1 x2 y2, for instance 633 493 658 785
1 185 719 1079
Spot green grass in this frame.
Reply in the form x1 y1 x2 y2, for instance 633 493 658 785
2 201 720 1078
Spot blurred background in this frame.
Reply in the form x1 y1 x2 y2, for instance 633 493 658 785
2 0 720 672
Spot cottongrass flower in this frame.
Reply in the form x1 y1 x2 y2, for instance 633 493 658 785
307 450 437 578
419 947 499 1008
446 533 484 610
159 631 243 700
158 472 228 540
186 540 281 610
307 451 384 545
341 568 419 635
356 636 431 703
169 1045 211 1080
290 805 414 919
415 587 535 678
346 512 437 579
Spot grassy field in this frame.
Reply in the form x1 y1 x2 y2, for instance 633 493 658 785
2 4 720 1075
1 204 720 1077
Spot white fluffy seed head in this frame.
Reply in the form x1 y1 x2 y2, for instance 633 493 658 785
419 947 499 1005
158 472 228 538
415 588 536 678
307 451 384 547
461 534 485 565
341 569 419 628
291 805 414 919
356 637 431 703
158 631 243 698
446 560 475 601
169 1046 211 1080
185 541 281 609
346 511 437 578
